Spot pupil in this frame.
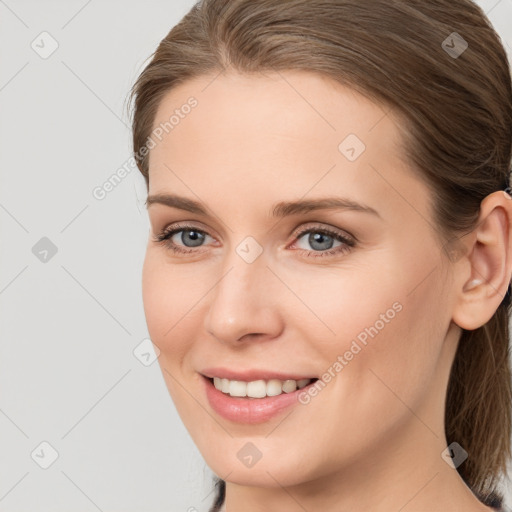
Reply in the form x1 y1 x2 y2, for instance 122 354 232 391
310 232 333 251
183 230 204 247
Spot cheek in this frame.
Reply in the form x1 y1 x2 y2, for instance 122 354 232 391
141 251 206 344
295 252 447 421
278 257 405 355
141 254 170 341
141 253 205 416
327 276 445 435
141 252 199 380
283 286 445 479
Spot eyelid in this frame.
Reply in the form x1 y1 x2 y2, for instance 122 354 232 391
152 222 216 246
289 222 357 245
153 221 216 241
155 221 354 243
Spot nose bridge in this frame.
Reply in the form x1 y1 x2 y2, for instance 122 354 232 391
216 234 270 304
204 242 282 343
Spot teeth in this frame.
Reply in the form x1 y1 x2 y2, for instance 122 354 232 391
212 377 314 398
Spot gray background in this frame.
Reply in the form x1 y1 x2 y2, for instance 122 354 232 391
0 1 511 511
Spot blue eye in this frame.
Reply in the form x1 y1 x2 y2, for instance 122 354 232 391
153 223 355 258
171 229 207 248
292 227 354 257
154 225 212 253
296 230 342 251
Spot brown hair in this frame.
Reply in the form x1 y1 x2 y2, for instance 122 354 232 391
128 1 512 509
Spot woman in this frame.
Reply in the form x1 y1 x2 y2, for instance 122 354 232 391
128 0 512 510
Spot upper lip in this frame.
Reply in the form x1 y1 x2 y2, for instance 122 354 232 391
200 367 318 382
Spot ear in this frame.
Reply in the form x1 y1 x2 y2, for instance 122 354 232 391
452 190 512 330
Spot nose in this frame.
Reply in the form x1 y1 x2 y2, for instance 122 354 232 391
203 248 284 345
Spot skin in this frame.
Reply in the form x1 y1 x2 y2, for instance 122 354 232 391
141 69 512 512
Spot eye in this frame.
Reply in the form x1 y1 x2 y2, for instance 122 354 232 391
153 222 356 258
152 223 214 254
291 225 355 258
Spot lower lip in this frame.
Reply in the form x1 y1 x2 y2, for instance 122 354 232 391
202 375 317 424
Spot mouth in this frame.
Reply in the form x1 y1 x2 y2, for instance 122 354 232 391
204 375 319 399
201 374 321 424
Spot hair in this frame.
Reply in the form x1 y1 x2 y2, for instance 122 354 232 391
127 1 512 510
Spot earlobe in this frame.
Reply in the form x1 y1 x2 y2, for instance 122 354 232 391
452 191 512 331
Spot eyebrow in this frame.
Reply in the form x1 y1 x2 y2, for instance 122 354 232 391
145 193 380 218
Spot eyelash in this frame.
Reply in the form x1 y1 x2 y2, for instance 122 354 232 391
152 222 356 258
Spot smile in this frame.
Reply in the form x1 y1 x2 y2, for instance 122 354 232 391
201 375 320 424
211 377 315 398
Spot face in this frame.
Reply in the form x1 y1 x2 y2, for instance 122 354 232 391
142 70 458 488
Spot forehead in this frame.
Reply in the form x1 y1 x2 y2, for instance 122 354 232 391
150 70 398 164
147 70 430 224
